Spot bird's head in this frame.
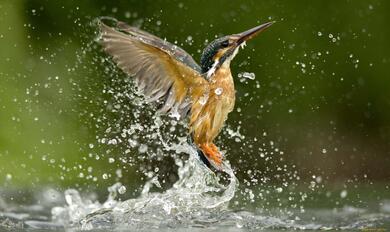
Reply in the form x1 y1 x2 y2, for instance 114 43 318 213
200 21 274 77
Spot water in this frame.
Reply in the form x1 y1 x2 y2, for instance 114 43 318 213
1 144 390 231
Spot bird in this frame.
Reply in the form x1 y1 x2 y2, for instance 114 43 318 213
98 18 273 171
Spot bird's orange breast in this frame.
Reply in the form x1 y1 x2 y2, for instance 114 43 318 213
189 66 235 145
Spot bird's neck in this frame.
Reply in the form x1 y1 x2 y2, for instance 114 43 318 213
206 59 232 79
210 62 233 85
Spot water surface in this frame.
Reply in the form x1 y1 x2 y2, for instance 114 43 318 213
1 144 389 231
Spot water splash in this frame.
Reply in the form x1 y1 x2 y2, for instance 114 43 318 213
51 142 240 230
47 140 390 230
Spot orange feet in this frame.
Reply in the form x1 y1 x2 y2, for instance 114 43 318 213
199 143 223 169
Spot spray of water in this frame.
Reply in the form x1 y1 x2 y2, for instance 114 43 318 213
51 141 240 230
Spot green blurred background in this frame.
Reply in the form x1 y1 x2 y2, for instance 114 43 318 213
0 0 389 192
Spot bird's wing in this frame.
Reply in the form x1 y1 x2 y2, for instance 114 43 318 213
115 21 202 73
99 20 208 119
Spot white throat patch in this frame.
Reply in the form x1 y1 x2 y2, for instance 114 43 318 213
206 59 219 78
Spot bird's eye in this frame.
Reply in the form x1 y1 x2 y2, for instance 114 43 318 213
221 40 229 47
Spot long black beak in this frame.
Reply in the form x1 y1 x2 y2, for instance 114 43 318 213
236 21 275 45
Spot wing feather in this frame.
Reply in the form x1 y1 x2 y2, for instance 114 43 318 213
99 20 208 119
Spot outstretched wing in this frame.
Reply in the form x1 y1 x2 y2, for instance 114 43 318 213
99 20 208 119
115 21 202 73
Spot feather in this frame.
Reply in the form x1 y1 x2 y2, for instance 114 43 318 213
99 20 208 119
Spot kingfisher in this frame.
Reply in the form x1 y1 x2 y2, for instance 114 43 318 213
98 19 273 171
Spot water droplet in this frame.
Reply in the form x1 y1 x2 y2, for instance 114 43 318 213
108 139 117 145
199 94 208 105
64 189 82 206
340 190 348 198
186 36 193 45
138 144 148 153
5 173 12 181
239 72 256 80
214 87 223 95
118 185 127 194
